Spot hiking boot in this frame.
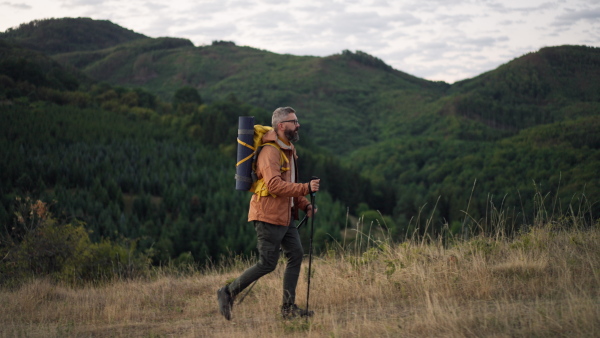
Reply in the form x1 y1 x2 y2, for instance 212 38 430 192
217 285 234 320
281 303 314 319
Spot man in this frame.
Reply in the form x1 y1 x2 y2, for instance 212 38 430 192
217 107 320 320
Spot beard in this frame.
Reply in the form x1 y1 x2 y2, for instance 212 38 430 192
284 127 299 143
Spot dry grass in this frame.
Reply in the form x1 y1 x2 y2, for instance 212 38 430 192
2 224 600 337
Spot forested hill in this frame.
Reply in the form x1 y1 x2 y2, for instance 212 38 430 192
3 19 598 155
0 39 89 91
1 18 599 274
0 35 387 272
443 45 600 131
0 18 448 155
0 17 148 54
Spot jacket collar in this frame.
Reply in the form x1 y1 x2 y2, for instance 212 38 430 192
275 137 292 150
263 130 293 150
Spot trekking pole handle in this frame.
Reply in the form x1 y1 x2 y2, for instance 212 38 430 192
309 176 319 196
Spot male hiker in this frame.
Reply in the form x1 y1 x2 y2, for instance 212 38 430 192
217 106 320 320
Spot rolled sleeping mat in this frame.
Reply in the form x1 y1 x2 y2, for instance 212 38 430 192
235 116 255 190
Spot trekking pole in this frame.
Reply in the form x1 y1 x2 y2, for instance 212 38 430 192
296 214 308 230
306 176 318 320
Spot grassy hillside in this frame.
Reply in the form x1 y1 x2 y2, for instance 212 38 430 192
2 220 599 337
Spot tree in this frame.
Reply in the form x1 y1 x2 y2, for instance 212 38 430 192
172 86 202 114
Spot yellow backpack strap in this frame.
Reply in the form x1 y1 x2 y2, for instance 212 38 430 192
252 143 290 200
237 124 273 169
236 138 256 167
251 179 271 200
262 142 289 171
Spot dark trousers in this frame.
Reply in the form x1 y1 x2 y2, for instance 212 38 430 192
228 221 304 305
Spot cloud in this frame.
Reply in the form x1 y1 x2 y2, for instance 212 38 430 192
144 2 168 11
225 0 256 9
553 8 600 26
186 1 232 18
142 16 194 39
296 3 323 12
258 0 283 5
458 36 509 50
1 1 32 9
485 1 557 14
498 19 526 26
177 21 239 43
386 12 422 27
327 11 392 34
400 0 473 12
434 13 475 26
60 0 106 7
244 9 297 29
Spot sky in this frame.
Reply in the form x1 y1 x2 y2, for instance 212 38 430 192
1 0 599 83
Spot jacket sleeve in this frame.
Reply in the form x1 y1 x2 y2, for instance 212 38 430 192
258 145 310 198
295 196 311 213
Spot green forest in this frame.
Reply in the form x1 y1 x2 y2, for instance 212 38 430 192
1 18 599 284
0 84 356 266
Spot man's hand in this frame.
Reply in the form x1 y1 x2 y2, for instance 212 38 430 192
306 204 318 218
309 178 320 193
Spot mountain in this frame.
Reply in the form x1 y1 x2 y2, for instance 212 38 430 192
3 18 449 154
12 19 597 156
3 19 598 145
1 18 599 258
443 45 600 131
0 17 147 54
0 38 90 92
53 42 448 154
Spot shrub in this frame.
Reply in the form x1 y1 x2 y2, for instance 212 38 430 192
0 197 150 286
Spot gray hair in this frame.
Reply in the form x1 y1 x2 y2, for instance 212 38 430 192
271 107 296 127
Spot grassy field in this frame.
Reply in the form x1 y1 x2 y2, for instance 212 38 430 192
2 218 599 337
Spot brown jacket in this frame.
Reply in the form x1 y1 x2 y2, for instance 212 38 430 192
248 130 311 226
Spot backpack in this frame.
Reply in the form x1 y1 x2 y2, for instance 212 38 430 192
236 124 289 199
